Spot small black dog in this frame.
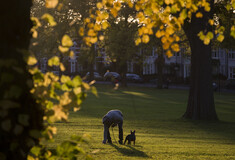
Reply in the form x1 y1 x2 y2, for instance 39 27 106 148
124 130 136 145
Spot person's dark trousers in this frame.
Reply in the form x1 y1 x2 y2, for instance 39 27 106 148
107 127 112 143
118 122 123 144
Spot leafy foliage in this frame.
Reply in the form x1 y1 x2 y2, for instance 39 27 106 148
81 0 235 56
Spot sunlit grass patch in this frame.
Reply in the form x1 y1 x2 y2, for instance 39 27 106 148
53 84 235 159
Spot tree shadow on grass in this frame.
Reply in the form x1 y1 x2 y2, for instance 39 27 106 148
110 144 149 158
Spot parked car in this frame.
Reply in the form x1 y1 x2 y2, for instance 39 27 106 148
85 72 103 81
126 73 143 83
104 72 121 81
225 79 235 90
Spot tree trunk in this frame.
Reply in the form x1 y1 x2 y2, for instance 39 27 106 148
0 1 43 159
183 3 218 120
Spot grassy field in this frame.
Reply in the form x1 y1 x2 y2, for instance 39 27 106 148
53 84 235 160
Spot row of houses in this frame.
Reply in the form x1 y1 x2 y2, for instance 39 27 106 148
39 40 235 82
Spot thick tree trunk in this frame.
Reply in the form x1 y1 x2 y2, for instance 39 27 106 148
183 3 218 120
0 1 43 159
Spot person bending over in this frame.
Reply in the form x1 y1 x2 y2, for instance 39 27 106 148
102 110 123 144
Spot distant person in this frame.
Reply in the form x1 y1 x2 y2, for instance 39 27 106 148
102 110 123 144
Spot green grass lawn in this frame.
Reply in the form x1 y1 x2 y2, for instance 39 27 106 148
53 84 235 160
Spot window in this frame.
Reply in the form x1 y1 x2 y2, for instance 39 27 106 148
212 50 219 58
229 67 235 79
229 52 235 59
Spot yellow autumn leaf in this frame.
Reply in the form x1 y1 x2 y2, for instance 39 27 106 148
135 38 141 45
62 35 73 47
163 42 170 50
45 0 58 8
196 12 203 18
155 30 162 38
99 35 104 41
151 3 159 13
88 29 96 37
174 35 180 42
203 37 210 45
204 3 211 12
90 37 98 43
52 105 68 121
114 2 121 11
48 56 60 66
60 92 71 106
69 51 74 57
208 19 214 26
110 8 118 17
166 27 174 35
60 63 65 71
171 43 180 52
79 27 84 36
82 82 90 90
27 56 38 66
161 37 167 43
31 29 38 38
87 23 94 29
41 13 57 26
142 35 150 43
61 75 71 83
94 24 102 31
73 87 82 95
128 2 133 8
165 0 170 5
58 45 69 53
85 18 91 23
166 50 173 58
102 21 109 29
96 2 103 9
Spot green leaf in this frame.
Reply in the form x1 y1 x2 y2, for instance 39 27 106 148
217 34 224 42
180 9 187 20
61 75 71 83
218 26 225 33
72 76 82 87
61 35 73 47
48 56 60 66
30 146 41 156
41 13 57 26
207 32 214 39
198 31 205 41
